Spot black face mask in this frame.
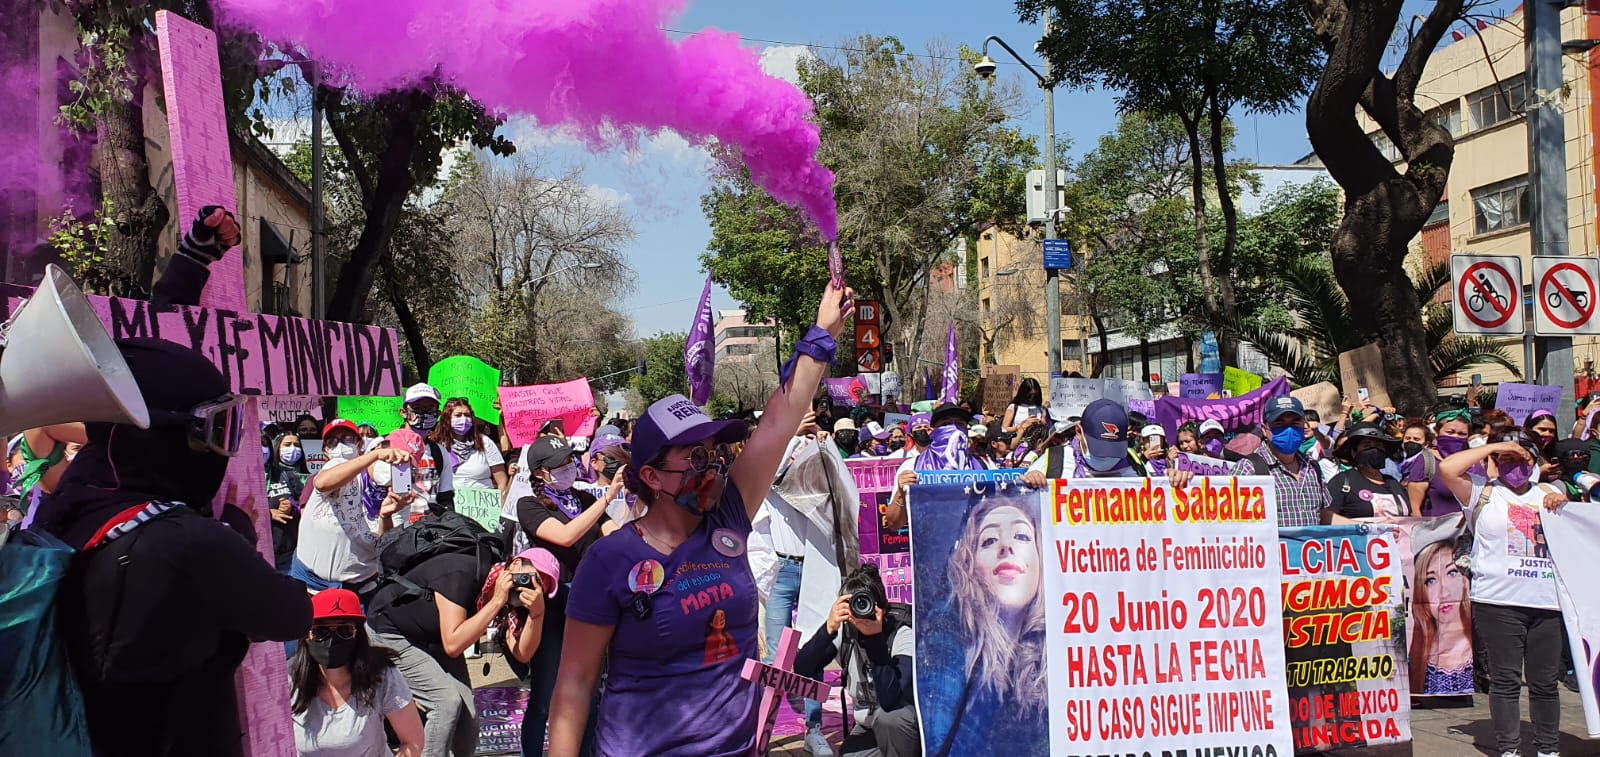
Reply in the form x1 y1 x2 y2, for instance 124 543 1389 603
1402 442 1424 458
602 457 623 478
911 429 932 447
1355 448 1389 471
307 634 358 669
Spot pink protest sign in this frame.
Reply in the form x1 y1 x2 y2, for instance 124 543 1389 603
0 288 403 397
498 378 598 446
155 12 289 757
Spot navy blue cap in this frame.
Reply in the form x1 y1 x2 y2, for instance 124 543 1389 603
1080 399 1128 459
1263 395 1305 423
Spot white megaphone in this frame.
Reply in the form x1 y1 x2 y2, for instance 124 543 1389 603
0 264 150 437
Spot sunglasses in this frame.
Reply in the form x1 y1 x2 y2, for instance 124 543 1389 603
657 443 736 475
309 623 359 641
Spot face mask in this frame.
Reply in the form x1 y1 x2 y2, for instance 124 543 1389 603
326 441 358 460
1499 462 1534 490
671 468 726 515
306 634 358 669
547 463 579 491
1435 435 1468 457
408 411 439 432
602 457 623 478
450 416 473 435
1083 453 1126 473
1402 441 1424 458
1468 436 1487 449
1269 425 1303 455
279 446 304 465
1355 448 1389 471
262 445 270 458
911 429 932 447
1203 438 1224 457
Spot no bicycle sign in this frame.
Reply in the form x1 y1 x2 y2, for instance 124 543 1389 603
1451 255 1523 336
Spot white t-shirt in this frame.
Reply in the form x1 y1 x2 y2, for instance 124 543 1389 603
1465 474 1560 610
291 665 412 757
449 435 505 490
295 461 384 583
371 440 454 522
1008 403 1047 427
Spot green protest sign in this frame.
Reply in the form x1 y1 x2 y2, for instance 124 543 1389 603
335 395 404 434
1222 366 1264 398
454 486 503 531
428 355 503 425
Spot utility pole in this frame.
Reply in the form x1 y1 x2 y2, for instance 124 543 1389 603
1041 31 1062 378
1528 0 1575 428
310 62 326 321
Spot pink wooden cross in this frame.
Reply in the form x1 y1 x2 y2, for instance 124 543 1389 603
743 626 835 756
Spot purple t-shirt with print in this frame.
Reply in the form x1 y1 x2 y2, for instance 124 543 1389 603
566 486 759 757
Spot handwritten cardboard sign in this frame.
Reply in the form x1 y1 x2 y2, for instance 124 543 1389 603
428 355 502 425
1338 344 1391 409
981 365 1022 415
1497 383 1564 425
1047 377 1156 420
1180 373 1224 399
1290 382 1342 424
1222 366 1263 397
259 395 322 426
453 485 504 531
499 379 596 446
334 396 404 435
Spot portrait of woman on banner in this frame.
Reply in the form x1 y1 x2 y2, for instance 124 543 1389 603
1408 534 1474 695
914 489 1048 757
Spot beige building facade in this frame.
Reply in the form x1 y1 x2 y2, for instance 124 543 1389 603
972 223 1092 377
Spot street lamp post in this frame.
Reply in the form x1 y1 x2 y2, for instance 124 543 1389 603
976 25 1061 377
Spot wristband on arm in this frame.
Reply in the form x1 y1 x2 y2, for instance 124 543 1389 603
777 326 837 392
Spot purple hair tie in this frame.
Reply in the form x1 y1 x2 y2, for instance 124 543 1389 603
778 326 837 391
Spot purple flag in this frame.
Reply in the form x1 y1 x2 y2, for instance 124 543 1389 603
685 273 715 405
941 322 958 404
924 368 934 401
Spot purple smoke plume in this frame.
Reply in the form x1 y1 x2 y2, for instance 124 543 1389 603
212 0 838 238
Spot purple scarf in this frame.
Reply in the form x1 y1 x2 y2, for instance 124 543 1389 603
544 484 584 518
915 425 982 471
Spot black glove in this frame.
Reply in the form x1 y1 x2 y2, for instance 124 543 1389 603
179 205 239 264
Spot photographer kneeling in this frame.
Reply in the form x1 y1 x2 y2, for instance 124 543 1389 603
794 564 919 757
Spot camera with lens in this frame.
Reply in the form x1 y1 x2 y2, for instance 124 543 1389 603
849 590 878 620
511 573 538 589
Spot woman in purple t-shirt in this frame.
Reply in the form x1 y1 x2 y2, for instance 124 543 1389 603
549 283 853 757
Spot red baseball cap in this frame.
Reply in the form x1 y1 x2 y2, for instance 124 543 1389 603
311 588 365 622
322 419 360 439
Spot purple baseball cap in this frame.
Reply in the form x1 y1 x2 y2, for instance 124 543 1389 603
909 412 932 429
631 394 750 467
591 425 630 456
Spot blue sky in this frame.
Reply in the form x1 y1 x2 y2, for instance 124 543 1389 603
505 0 1319 337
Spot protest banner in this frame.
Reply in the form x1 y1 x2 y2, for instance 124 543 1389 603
499 379 597 446
1279 526 1411 753
1339 345 1391 409
259 395 322 426
1496 382 1564 425
1150 376 1293 437
847 457 906 556
1040 476 1293 755
427 355 502 425
1535 504 1600 736
983 365 1022 415
911 482 1051 756
335 395 404 435
302 440 326 476
1172 452 1234 477
822 376 870 407
1291 383 1342 425
1181 373 1225 399
884 412 912 431
475 686 529 755
454 486 504 531
915 467 1026 486
1388 516 1475 697
1224 367 1265 398
0 287 404 399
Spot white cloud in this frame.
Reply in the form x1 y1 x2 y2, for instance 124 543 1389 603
583 184 631 208
758 45 816 85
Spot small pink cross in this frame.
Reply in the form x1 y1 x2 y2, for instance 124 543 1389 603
742 626 835 756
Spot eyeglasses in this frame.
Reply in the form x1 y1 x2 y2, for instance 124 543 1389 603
657 443 735 475
151 393 246 457
309 623 359 641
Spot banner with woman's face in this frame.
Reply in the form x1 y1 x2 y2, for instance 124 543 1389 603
1391 516 1476 697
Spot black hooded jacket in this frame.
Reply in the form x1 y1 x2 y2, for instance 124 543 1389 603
34 253 312 756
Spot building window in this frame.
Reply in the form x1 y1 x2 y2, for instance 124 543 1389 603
981 256 990 279
1426 199 1449 227
982 298 991 317
1471 176 1530 234
1428 101 1463 137
1466 75 1525 131
1368 131 1402 162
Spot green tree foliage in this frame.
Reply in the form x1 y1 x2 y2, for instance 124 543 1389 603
633 332 689 408
701 37 1036 373
1020 0 1322 359
1225 257 1519 386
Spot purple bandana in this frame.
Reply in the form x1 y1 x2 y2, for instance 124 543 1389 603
544 484 584 518
915 425 982 471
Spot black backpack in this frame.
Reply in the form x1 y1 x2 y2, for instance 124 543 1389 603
376 510 505 601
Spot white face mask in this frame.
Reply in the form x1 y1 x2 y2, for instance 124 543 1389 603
547 463 579 491
327 441 358 460
279 446 304 465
